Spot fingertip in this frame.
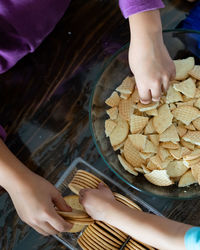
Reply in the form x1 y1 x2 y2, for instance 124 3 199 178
152 97 160 102
140 99 151 104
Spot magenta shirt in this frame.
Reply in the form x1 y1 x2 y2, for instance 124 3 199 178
0 0 164 139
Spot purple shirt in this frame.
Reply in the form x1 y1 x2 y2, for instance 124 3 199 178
0 0 164 139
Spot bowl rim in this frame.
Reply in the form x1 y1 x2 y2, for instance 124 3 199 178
89 28 200 200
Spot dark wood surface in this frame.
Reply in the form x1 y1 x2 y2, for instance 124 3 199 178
0 0 199 249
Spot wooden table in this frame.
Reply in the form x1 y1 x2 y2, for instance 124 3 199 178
0 0 199 249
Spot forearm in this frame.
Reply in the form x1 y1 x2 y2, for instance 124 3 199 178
0 139 33 192
105 201 191 250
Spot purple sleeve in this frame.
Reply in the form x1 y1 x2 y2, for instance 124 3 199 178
0 125 6 141
0 0 70 74
119 0 165 19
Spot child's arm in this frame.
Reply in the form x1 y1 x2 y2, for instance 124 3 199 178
119 1 175 104
0 138 72 235
80 184 191 250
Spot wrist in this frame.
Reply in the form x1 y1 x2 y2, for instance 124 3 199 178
129 10 162 39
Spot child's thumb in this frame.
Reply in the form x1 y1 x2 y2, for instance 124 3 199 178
53 193 72 212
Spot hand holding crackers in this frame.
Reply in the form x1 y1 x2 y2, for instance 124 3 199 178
105 58 200 187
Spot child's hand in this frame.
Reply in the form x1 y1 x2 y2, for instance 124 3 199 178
8 173 72 236
128 10 176 104
129 34 175 104
79 183 117 221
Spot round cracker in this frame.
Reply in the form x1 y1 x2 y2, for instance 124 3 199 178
72 175 97 188
68 183 83 195
95 221 127 241
83 230 106 250
91 223 123 245
76 172 100 185
77 237 91 250
114 193 142 211
89 224 121 247
86 226 118 250
71 179 95 189
63 195 84 211
57 209 88 219
77 170 102 183
68 223 85 233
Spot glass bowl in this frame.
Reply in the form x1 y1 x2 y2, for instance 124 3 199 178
89 29 200 199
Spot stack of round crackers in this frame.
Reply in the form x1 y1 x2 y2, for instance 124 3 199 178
105 57 200 187
66 169 155 249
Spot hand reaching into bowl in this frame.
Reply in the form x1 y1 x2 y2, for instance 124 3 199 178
128 10 176 104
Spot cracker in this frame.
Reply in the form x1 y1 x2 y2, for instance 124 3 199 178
148 155 163 170
169 103 177 111
81 232 103 250
72 176 97 188
144 170 173 186
88 225 120 248
64 195 84 211
195 88 200 98
172 105 200 125
105 91 120 107
110 116 129 146
174 57 195 80
76 170 102 183
143 139 157 153
183 148 200 160
183 131 200 146
137 102 159 112
130 114 149 134
91 224 123 245
128 134 147 151
105 119 117 137
148 134 159 146
77 237 91 249
106 107 118 120
116 76 135 94
169 147 182 160
161 141 180 149
120 93 131 99
177 125 187 137
139 152 154 160
144 118 156 135
173 78 196 98
119 98 134 121
180 139 195 150
193 117 200 130
167 161 188 178
124 138 144 167
178 170 197 187
118 154 138 176
131 87 140 103
185 124 196 131
95 221 127 241
69 224 86 233
166 85 183 103
194 98 200 110
159 124 179 143
189 65 200 80
113 142 124 151
57 209 88 219
153 104 173 134
183 157 200 167
176 99 196 107
191 164 200 181
68 183 83 194
145 108 158 116
158 146 170 161
114 193 142 211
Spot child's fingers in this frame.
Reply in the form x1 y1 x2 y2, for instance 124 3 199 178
138 87 151 104
47 209 73 232
42 221 60 235
52 191 72 212
151 84 161 102
162 76 170 93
